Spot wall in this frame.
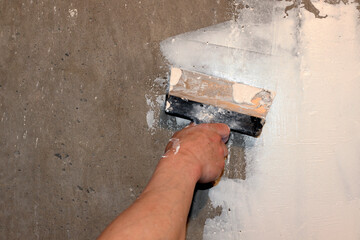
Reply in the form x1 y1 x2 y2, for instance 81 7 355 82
161 0 360 239
0 1 230 239
1 1 359 239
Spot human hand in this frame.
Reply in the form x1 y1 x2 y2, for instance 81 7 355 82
164 123 230 183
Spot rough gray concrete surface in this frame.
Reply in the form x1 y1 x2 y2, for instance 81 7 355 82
2 0 351 239
0 1 234 239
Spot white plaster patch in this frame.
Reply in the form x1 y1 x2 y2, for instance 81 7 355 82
145 91 165 135
146 108 155 130
68 9 78 18
169 138 181 155
161 1 360 239
175 117 191 126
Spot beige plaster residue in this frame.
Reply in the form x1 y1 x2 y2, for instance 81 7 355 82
233 83 275 116
170 67 182 86
232 83 263 105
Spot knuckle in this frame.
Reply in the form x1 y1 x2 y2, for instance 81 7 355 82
210 134 222 143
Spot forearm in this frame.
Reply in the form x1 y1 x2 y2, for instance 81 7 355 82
98 123 230 240
98 154 200 240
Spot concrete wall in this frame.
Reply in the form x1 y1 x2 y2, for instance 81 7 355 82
0 1 232 239
4 1 359 239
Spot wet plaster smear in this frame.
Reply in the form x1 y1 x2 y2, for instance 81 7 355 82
161 1 360 239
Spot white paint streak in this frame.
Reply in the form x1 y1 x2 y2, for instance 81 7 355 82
145 93 165 134
146 109 155 129
161 1 360 239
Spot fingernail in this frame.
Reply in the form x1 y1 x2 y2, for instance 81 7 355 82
222 134 230 143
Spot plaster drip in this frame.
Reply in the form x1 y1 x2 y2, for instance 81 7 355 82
167 138 181 155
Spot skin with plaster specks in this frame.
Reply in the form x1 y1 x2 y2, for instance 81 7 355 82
98 123 230 240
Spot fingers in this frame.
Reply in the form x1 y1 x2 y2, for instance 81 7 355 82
212 123 231 140
195 123 230 143
167 123 230 184
222 143 228 157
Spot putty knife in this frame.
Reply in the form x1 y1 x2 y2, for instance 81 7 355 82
165 67 275 137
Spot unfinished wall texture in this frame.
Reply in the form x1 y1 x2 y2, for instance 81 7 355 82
0 1 231 239
1 0 360 240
